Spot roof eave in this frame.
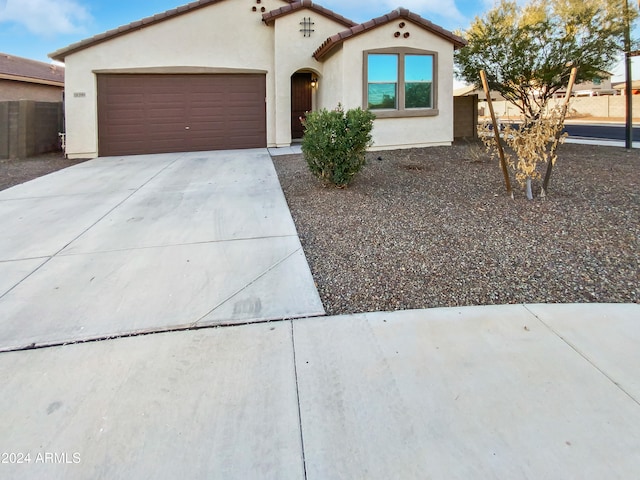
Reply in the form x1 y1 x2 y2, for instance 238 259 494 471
49 0 234 61
0 73 64 87
50 25 145 61
313 8 467 62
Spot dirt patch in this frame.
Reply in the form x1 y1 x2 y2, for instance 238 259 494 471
0 152 90 191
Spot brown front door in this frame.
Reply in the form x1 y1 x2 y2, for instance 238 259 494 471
97 74 266 156
291 73 312 140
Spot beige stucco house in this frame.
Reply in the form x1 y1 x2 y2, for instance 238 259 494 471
50 0 465 158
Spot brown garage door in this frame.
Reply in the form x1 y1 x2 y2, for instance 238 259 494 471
97 74 266 156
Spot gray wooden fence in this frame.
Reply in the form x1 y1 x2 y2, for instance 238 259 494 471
0 100 64 159
454 94 478 139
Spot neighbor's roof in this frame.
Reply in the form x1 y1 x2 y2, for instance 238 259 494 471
613 80 640 90
0 52 64 86
313 8 467 61
262 0 356 28
453 85 478 97
50 0 300 61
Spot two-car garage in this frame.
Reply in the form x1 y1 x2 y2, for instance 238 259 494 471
96 74 266 157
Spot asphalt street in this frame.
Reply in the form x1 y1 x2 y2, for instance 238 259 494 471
564 123 640 141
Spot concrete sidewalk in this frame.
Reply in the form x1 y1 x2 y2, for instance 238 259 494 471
564 137 640 148
0 149 323 351
0 303 638 479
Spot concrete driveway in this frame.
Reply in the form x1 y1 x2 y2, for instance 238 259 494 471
0 149 323 351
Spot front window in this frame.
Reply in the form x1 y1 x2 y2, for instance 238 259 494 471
367 54 398 109
405 54 433 108
365 49 437 117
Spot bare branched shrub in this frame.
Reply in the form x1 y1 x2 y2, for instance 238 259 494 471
462 139 489 163
479 108 568 199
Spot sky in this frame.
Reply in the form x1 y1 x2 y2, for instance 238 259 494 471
0 0 634 82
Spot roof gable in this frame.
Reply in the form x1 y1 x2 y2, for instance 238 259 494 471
313 7 467 61
262 0 356 28
0 52 64 86
50 0 296 61
49 1 466 63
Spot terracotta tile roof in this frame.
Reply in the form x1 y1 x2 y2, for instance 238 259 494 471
50 0 291 61
262 0 356 28
0 52 64 85
313 7 467 61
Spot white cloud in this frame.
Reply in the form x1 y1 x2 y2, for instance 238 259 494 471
0 0 91 36
319 0 466 28
386 0 466 23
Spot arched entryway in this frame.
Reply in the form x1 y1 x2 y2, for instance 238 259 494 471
290 71 316 140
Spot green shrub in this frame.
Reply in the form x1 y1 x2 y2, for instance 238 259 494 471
301 104 375 187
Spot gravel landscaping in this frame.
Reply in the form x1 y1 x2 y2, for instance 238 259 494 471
0 152 88 191
3 145 637 316
273 141 639 315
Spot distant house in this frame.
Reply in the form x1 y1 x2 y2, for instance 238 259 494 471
455 71 616 101
0 53 64 102
49 0 466 159
613 81 640 95
558 72 615 97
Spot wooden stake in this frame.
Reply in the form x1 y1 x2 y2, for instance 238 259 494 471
542 66 578 195
480 70 512 198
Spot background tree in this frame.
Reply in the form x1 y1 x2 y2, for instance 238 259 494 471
455 0 630 122
455 0 633 198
